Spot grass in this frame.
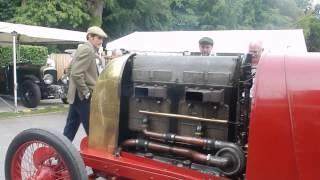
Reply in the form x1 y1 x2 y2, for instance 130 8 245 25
0 105 69 119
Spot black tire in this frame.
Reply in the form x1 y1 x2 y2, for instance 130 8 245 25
20 80 41 108
62 98 69 104
5 128 87 180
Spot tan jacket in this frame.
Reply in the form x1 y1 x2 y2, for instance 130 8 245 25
67 42 98 104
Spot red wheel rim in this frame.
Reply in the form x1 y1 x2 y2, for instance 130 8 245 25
11 141 71 180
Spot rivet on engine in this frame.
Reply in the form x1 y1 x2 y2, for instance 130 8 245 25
145 153 154 159
177 163 184 167
183 160 192 167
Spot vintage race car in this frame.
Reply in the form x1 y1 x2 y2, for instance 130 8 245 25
0 62 67 108
4 53 320 180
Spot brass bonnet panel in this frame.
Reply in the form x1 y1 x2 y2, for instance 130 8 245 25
89 55 131 152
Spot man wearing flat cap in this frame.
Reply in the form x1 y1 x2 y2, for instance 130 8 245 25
63 26 107 141
199 37 215 56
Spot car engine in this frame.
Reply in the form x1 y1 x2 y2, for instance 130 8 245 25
109 54 253 178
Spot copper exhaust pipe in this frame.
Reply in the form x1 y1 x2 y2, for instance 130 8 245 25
142 129 244 153
143 129 205 147
121 139 229 168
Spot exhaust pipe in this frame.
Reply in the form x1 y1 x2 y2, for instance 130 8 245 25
142 129 244 154
122 139 244 176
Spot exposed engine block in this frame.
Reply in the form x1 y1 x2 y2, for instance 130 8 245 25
128 55 240 141
90 54 252 178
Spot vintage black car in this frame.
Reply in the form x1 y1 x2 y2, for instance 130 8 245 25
0 62 68 108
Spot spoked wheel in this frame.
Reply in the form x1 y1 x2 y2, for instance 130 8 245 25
5 129 87 180
20 80 41 108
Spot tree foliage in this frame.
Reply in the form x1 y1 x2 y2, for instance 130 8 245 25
0 0 20 21
297 6 320 52
13 0 90 30
1 0 320 51
103 0 172 38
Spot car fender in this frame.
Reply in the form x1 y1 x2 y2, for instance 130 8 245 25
22 75 41 84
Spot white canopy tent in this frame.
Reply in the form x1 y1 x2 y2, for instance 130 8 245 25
106 30 307 54
0 21 87 44
0 21 87 111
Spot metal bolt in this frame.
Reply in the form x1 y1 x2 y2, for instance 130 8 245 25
177 163 184 167
144 153 154 159
183 160 192 167
142 118 149 124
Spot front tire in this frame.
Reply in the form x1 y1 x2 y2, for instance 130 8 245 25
5 128 87 180
20 80 41 108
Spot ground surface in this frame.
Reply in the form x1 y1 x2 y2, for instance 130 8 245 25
0 97 64 112
0 112 86 179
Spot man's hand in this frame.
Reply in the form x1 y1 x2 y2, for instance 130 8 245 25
85 92 91 99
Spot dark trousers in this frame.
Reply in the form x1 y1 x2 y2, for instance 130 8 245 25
63 94 90 141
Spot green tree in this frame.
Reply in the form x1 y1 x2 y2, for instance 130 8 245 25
13 0 90 30
103 0 172 38
88 0 108 26
169 0 199 30
297 6 320 52
0 0 20 21
295 0 312 9
1 0 316 51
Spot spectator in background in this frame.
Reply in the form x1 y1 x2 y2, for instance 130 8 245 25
248 40 264 66
199 37 215 56
248 40 264 99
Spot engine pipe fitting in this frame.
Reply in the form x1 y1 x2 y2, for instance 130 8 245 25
142 129 244 153
121 139 245 176
141 129 246 176
121 139 229 168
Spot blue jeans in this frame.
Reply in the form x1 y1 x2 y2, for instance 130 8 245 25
63 94 90 141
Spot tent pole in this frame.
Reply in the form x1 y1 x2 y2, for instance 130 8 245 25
12 31 18 112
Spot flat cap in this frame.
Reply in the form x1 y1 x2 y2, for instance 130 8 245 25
87 26 108 38
199 37 214 45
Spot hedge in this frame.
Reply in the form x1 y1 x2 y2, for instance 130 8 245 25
0 45 48 66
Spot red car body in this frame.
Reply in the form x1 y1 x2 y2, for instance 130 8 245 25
247 53 320 180
79 53 320 179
